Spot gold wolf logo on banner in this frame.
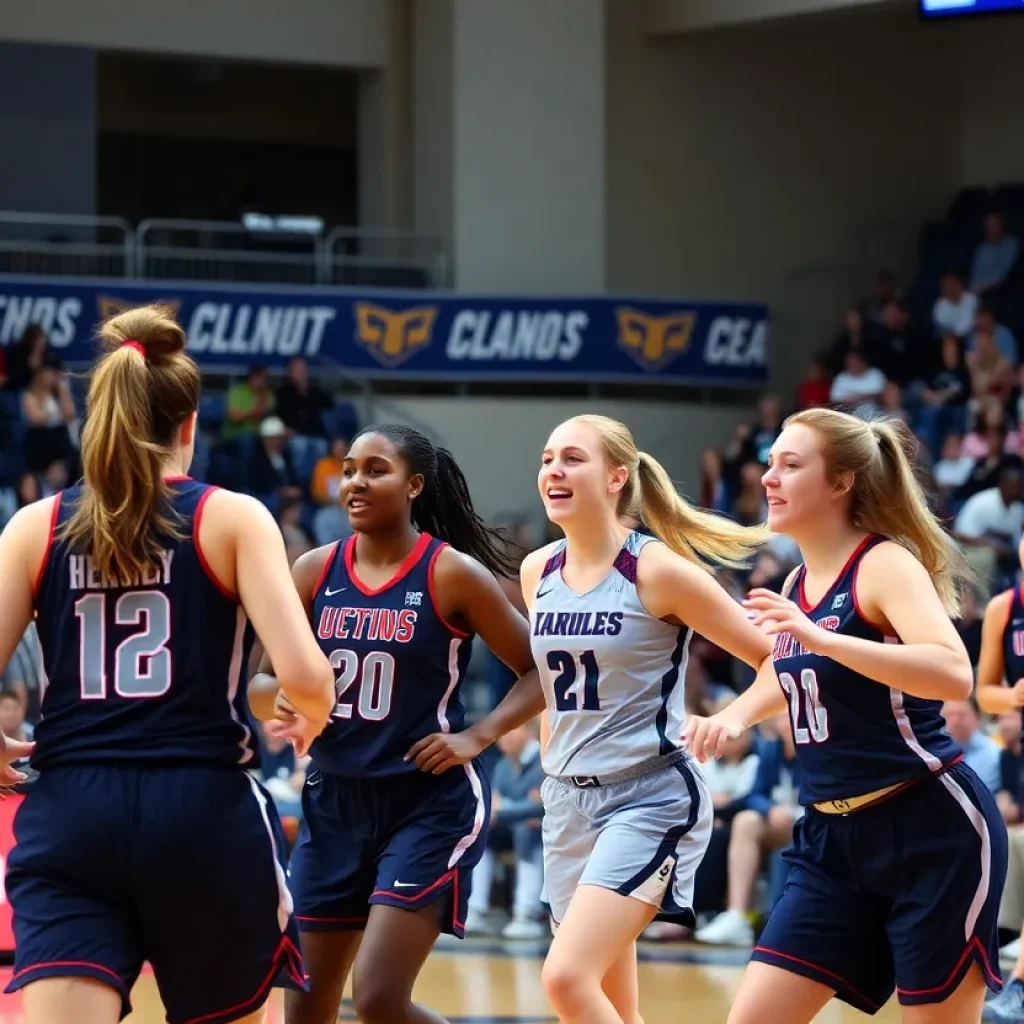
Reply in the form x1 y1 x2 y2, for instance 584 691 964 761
97 296 182 323
615 307 696 372
354 303 438 367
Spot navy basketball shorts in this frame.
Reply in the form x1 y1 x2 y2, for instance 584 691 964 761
289 760 489 937
752 760 1008 1013
5 765 305 1024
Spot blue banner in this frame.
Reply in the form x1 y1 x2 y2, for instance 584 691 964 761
0 274 768 385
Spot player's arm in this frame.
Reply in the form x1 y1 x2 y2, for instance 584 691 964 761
249 545 334 721
406 548 543 774
0 501 52 778
976 591 1023 713
746 541 972 701
225 496 335 725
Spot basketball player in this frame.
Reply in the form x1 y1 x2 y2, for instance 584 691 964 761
686 408 1007 1024
975 537 1024 1021
0 306 336 1024
250 424 541 1024
512 414 778 1024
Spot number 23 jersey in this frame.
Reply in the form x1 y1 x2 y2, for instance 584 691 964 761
530 532 692 779
773 534 960 805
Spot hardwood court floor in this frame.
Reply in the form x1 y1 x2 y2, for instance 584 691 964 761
19 940 898 1024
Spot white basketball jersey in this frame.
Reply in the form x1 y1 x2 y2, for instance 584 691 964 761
530 532 692 778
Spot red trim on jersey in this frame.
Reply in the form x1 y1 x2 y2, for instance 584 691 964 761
895 934 1001 997
311 541 341 602
9 958 127 989
193 487 237 600
752 946 882 1011
32 492 63 597
427 544 471 639
345 531 433 597
163 474 191 483
850 542 898 638
371 868 455 904
797 533 876 614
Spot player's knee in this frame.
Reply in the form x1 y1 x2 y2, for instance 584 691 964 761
352 976 408 1024
542 957 598 1015
732 809 764 839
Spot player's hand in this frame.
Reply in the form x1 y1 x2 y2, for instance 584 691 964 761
0 737 33 793
682 713 746 763
273 691 299 723
743 588 833 654
404 730 485 774
265 713 324 758
1012 678 1024 706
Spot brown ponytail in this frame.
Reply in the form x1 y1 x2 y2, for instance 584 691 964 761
787 408 971 616
60 304 200 585
564 414 769 572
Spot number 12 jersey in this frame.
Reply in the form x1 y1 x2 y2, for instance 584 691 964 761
772 534 960 805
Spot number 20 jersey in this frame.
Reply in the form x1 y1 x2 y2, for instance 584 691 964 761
307 532 474 778
530 532 692 779
773 534 960 806
32 480 259 770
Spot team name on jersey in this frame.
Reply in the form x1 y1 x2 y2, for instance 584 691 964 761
68 550 175 591
317 606 418 643
772 615 841 661
532 610 624 637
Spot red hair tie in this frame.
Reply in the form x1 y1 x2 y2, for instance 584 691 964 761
122 340 145 357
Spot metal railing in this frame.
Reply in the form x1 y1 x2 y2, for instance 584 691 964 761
0 212 448 289
0 211 134 279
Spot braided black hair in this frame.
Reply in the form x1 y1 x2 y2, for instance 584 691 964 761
352 423 519 579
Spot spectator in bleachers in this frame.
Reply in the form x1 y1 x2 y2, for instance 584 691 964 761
967 322 1015 404
465 722 545 939
40 458 69 497
222 364 276 440
276 356 333 440
970 305 1018 365
865 268 900 327
879 381 909 424
828 350 885 417
954 465 1024 596
0 472 42 529
933 270 978 339
245 415 303 501
310 436 354 545
256 720 305 823
941 699 1002 793
695 711 801 947
933 434 974 511
21 365 77 474
0 688 32 742
913 334 971 455
0 620 43 723
970 210 1020 297
731 462 767 528
725 395 783 475
962 399 1018 462
875 299 935 385
5 323 62 392
699 447 729 514
826 307 879 376
277 495 313 564
793 356 831 411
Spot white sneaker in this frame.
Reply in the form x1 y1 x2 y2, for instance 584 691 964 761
463 908 493 935
502 916 546 940
694 909 755 946
1000 937 1021 966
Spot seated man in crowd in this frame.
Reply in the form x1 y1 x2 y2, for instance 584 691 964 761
465 721 545 939
941 698 1002 794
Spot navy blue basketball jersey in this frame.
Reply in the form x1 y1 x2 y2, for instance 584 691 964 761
309 533 474 778
1001 586 1024 694
772 534 960 805
32 479 258 770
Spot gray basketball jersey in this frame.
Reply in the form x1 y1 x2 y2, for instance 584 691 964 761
531 532 691 778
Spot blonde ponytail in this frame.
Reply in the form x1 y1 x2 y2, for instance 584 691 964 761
561 414 768 574
636 451 769 571
787 408 971 616
60 304 200 585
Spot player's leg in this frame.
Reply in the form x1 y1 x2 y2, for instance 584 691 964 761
599 942 645 1024
284 932 362 1024
136 769 308 1024
727 962 836 1024
886 763 1007 1022
543 886 657 1024
21 979 124 1024
350 902 450 1024
5 767 143 1023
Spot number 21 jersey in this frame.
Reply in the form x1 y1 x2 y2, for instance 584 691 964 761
773 534 960 805
531 532 692 778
